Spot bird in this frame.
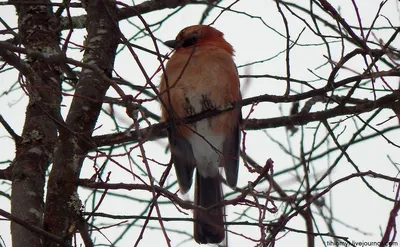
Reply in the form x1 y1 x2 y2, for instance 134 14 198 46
159 25 241 244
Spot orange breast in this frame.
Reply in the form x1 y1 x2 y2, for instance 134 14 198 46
159 45 241 137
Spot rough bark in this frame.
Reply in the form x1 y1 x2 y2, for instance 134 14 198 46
43 0 119 246
9 0 61 246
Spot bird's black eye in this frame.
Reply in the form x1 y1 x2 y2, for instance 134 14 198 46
181 35 199 48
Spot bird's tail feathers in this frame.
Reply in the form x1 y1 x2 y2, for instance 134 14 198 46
193 171 225 244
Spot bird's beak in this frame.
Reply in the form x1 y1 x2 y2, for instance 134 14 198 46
164 40 178 49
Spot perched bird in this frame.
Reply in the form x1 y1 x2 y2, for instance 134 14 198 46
159 25 241 244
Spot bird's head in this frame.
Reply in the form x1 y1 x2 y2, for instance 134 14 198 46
164 25 233 55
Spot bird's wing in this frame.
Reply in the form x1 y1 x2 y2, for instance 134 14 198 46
168 125 196 193
222 110 241 188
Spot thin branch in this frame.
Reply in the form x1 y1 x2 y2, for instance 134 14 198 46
0 209 67 246
0 114 21 143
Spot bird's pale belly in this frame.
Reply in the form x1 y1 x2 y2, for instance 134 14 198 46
185 93 223 178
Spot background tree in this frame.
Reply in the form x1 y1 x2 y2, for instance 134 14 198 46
0 0 399 247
